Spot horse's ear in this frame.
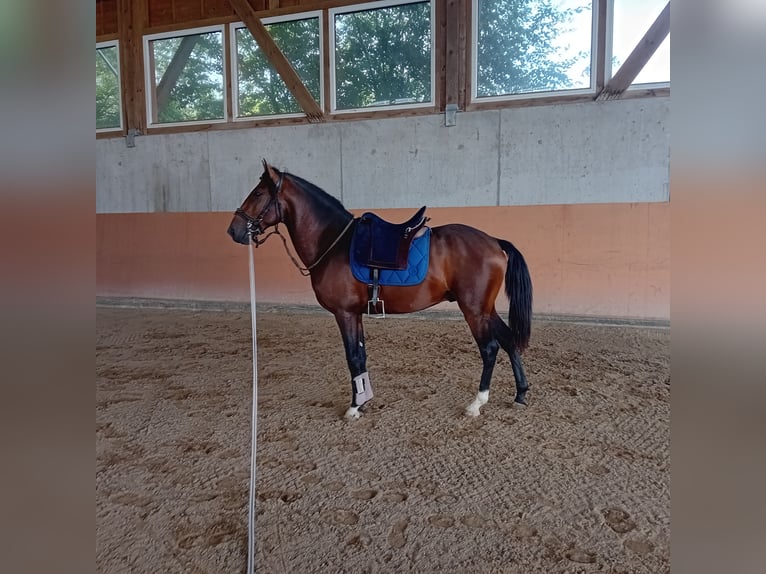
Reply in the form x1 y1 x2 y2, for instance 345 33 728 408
262 159 279 187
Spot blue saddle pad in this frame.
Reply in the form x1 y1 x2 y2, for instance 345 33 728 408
350 228 431 287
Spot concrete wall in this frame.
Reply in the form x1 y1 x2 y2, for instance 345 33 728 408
96 96 670 320
97 97 669 213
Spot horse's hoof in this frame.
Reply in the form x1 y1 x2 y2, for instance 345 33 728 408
465 391 488 417
465 405 481 417
344 406 361 419
513 399 527 408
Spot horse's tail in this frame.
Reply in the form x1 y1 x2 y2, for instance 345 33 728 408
497 239 533 351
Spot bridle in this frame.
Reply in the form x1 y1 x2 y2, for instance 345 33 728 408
233 173 284 246
233 171 355 275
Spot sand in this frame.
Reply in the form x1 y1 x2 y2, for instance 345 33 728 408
96 306 669 573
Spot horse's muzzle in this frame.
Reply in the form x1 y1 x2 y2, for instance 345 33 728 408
227 219 253 245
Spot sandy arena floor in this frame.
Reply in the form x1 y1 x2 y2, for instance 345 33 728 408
96 306 669 573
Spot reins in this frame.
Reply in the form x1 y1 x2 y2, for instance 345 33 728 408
266 217 355 276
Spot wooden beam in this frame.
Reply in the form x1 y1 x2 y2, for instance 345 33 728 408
117 0 147 134
597 1 669 100
434 0 446 110
227 0 323 121
444 0 459 108
458 0 468 109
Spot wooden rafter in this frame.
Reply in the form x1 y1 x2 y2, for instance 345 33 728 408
597 1 670 100
458 0 468 110
445 0 459 108
227 0 323 121
117 0 147 134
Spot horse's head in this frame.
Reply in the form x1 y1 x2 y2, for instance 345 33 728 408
227 159 285 245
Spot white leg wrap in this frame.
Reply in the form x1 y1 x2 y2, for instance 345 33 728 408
353 371 373 407
466 390 489 417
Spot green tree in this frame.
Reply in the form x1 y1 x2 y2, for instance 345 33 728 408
334 2 431 109
151 32 224 123
476 0 590 96
96 46 121 129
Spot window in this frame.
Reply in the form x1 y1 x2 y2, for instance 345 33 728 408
232 13 323 119
611 0 669 85
330 0 434 112
473 0 594 100
96 0 666 136
96 41 122 131
144 26 226 126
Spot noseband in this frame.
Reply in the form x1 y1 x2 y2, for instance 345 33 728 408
234 173 284 245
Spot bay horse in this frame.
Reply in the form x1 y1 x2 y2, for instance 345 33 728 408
227 160 532 419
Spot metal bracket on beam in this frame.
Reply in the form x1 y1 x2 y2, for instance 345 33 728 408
445 104 458 127
125 128 140 148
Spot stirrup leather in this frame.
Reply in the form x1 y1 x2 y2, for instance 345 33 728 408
367 268 385 318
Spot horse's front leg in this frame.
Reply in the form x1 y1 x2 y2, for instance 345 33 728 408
334 311 372 419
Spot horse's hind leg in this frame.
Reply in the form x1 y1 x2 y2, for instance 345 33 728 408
509 350 529 405
463 312 500 417
334 311 373 419
491 313 529 405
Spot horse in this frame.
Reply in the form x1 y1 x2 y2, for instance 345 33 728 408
227 160 533 419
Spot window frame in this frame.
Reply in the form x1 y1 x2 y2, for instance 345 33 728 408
143 24 228 129
470 0 599 104
229 11 324 122
328 0 436 115
96 40 123 134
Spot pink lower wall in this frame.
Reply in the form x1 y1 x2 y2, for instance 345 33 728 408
96 202 669 320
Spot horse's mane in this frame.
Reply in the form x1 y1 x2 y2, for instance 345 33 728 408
282 170 351 219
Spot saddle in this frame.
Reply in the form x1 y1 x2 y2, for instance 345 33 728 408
350 206 430 317
352 206 428 270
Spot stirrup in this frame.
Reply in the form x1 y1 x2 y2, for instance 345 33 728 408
367 268 385 318
367 299 385 318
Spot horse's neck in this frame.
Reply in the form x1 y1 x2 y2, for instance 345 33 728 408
282 190 350 267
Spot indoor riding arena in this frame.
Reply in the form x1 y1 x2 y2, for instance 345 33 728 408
96 1 670 572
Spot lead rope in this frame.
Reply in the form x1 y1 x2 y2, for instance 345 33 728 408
247 239 259 574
